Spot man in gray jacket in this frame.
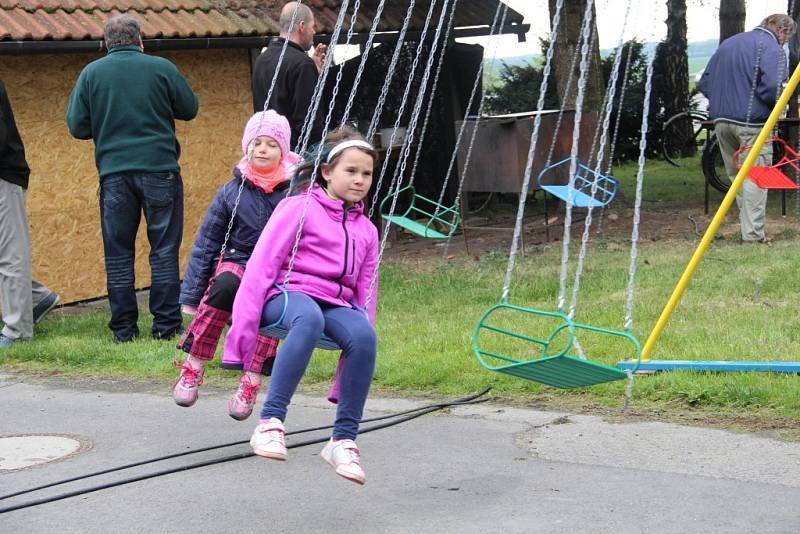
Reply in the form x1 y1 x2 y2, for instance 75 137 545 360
699 14 796 243
0 80 59 348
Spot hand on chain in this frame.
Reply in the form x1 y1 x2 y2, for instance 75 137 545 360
313 44 328 72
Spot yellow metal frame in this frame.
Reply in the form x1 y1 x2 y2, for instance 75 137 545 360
641 62 800 361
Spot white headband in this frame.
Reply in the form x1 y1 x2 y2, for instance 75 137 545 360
326 140 374 163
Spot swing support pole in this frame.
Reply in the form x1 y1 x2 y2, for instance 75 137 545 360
641 60 800 361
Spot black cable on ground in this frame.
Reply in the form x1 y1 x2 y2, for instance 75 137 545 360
0 387 490 502
0 388 491 514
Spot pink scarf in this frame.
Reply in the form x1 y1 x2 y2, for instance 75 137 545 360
236 158 287 193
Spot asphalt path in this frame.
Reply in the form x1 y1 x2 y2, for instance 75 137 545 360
1 374 799 533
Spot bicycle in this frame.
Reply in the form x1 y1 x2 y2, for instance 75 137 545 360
661 110 731 193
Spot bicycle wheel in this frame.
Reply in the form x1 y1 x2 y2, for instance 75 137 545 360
702 137 731 193
662 111 708 167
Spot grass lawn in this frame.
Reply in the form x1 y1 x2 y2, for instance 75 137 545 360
3 156 800 438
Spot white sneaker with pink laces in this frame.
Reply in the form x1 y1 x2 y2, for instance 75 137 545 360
250 418 287 461
228 375 261 421
320 438 366 485
172 359 205 407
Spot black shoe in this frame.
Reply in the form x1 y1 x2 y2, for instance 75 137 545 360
33 292 60 324
153 326 184 341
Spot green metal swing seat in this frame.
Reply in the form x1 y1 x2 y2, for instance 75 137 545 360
379 185 460 239
472 303 641 388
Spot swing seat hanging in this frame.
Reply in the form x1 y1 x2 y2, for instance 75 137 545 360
472 303 640 388
536 157 618 208
258 285 343 351
379 185 460 239
733 137 800 190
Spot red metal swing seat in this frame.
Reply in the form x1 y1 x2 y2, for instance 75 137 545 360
733 137 800 190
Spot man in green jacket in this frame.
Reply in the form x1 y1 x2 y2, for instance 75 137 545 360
66 14 198 343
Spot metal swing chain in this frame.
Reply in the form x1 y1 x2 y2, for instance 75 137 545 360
585 6 623 172
586 0 634 174
623 35 657 333
377 0 457 207
585 79 611 171
567 0 632 321
377 0 458 210
365 0 454 309
556 0 596 315
745 36 766 127
500 0 565 303
286 1 428 295
217 1 305 263
367 0 442 218
406 0 460 184
621 8 659 408
436 3 509 247
790 0 800 216
619 19 657 409
595 39 636 238
283 0 354 287
339 0 388 127
294 1 352 157
606 40 635 176
544 15 598 170
365 1 419 143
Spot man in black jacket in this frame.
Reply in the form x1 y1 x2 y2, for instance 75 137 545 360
252 1 326 150
0 80 60 348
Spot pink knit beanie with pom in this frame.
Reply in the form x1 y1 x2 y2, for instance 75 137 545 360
241 110 299 166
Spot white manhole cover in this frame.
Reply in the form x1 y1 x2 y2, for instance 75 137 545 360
0 435 89 471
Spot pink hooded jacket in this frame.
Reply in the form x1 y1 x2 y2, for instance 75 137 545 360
224 184 379 366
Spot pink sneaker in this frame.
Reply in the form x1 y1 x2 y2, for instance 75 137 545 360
172 359 204 407
228 375 262 421
320 438 365 485
250 418 287 461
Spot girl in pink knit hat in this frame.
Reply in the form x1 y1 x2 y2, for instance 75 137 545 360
173 110 300 420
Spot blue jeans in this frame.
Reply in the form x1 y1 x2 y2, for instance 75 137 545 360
99 172 184 341
259 292 377 440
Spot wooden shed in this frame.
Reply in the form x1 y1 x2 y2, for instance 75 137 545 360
0 0 527 304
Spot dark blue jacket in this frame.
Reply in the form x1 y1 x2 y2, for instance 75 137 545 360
698 27 788 126
180 168 288 306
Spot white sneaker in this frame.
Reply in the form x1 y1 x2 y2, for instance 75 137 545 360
320 438 365 485
250 418 287 461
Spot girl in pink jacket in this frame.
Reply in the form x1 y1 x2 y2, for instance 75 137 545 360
224 127 379 485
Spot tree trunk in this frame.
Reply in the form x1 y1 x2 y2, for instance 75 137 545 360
655 0 689 120
548 0 604 112
719 0 745 44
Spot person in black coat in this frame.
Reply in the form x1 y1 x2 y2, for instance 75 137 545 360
252 1 327 150
0 80 59 349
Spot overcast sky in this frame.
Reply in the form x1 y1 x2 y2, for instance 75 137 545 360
458 0 790 57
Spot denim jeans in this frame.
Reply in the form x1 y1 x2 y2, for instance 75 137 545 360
99 172 184 341
259 292 377 440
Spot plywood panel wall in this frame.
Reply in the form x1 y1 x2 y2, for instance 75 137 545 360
1 49 254 304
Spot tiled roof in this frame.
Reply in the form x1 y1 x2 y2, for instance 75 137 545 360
0 1 277 40
0 1 524 41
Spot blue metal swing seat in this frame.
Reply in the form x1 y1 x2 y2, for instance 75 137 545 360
536 157 618 208
258 285 343 351
379 185 460 239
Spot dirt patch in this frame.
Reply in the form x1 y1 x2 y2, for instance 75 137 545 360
380 193 794 262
